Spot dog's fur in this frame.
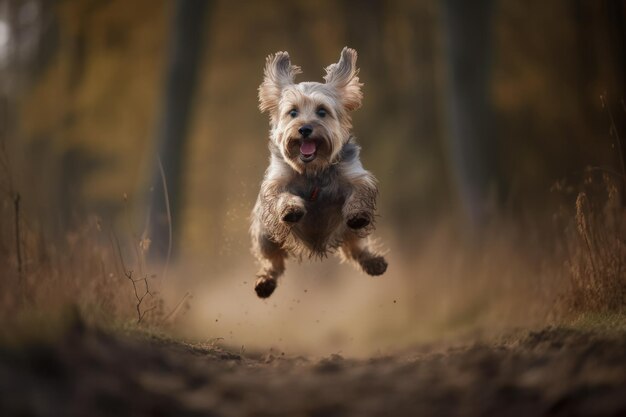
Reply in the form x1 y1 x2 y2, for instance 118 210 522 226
250 47 387 298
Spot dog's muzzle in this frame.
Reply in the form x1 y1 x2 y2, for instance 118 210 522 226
286 132 331 164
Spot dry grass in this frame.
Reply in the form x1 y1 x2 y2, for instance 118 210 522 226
1 143 625 350
552 97 626 318
0 188 187 342
559 175 626 314
2 171 624 349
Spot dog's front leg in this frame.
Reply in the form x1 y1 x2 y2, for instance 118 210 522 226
251 183 305 299
275 192 307 224
258 180 307 230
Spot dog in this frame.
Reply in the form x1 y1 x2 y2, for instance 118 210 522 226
250 47 387 298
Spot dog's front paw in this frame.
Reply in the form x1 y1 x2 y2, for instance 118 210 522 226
255 276 277 298
281 207 305 223
360 256 388 276
279 198 306 224
347 212 372 230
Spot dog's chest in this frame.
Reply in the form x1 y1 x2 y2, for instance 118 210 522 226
286 171 348 252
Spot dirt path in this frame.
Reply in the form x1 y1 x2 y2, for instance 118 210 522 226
1 324 625 417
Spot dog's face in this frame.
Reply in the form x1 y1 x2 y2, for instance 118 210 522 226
258 47 363 174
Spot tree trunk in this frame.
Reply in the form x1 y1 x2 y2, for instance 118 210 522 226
440 0 496 231
148 0 210 261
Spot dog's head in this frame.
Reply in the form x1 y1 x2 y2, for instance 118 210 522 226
259 47 363 174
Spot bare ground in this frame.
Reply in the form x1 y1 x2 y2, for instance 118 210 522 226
1 321 626 417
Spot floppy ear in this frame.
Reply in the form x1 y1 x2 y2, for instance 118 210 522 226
323 47 363 111
258 51 301 115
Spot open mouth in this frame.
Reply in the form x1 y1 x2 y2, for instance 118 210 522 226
299 140 317 163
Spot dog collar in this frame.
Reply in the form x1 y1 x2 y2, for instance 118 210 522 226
309 186 320 202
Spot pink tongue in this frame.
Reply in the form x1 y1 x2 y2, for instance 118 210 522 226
300 141 317 155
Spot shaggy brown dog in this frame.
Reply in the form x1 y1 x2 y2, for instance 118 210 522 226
250 47 387 298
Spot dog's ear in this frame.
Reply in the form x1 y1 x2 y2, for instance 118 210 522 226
324 47 363 111
258 51 301 115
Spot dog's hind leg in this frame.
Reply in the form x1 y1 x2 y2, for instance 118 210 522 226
252 232 287 298
339 234 387 276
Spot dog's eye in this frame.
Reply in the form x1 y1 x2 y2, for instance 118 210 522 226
289 109 298 118
316 108 327 118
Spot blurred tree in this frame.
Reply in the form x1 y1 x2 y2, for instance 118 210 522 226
440 0 497 231
8 0 625 262
604 0 626 198
572 0 625 200
148 0 210 261
340 0 451 243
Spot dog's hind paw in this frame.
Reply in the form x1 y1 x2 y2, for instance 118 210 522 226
254 276 277 298
360 256 387 276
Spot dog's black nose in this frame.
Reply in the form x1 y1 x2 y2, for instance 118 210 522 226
298 125 313 138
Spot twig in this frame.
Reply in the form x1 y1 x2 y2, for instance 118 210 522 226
601 94 626 183
576 193 599 286
157 156 172 280
139 305 157 324
106 227 124 281
122 193 145 276
111 229 129 274
162 291 191 324
111 228 155 324
14 192 22 282
124 269 155 324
